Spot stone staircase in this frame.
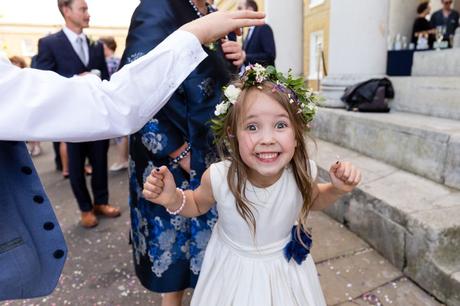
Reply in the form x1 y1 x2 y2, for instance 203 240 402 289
311 76 460 305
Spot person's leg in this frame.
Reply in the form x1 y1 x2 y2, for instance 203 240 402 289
88 140 109 204
109 137 129 171
119 136 129 164
67 142 97 227
60 142 69 177
161 291 184 306
53 141 62 171
89 140 120 217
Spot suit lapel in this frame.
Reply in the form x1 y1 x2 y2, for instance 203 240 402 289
86 37 93 68
58 30 88 68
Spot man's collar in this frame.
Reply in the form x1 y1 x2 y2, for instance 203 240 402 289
63 26 86 42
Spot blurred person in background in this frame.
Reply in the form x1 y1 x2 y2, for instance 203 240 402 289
99 36 129 172
238 0 276 67
431 0 459 47
411 1 436 49
34 0 118 228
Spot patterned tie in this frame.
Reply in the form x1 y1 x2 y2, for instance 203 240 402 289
76 36 88 66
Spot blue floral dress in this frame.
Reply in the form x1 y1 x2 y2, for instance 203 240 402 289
119 0 236 292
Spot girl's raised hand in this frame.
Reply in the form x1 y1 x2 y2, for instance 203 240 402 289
143 166 177 207
329 161 361 193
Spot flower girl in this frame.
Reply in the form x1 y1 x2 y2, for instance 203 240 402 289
143 64 361 305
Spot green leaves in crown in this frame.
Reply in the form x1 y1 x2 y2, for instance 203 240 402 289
211 64 323 142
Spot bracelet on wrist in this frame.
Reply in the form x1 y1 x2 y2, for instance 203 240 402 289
171 145 191 165
166 188 186 215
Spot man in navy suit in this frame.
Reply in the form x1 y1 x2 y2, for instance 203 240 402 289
239 0 276 67
35 0 120 228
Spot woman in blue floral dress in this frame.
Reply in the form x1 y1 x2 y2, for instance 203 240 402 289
119 0 244 304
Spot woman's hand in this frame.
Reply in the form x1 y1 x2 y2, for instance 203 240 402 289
143 166 179 208
328 161 361 193
180 10 265 44
221 39 246 67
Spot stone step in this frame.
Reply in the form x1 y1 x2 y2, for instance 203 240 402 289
309 139 460 306
390 76 460 121
311 107 460 190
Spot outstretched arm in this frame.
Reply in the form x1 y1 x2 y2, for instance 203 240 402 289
0 10 265 142
143 166 215 218
311 161 361 211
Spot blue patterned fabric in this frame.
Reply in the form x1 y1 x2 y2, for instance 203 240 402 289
120 0 235 292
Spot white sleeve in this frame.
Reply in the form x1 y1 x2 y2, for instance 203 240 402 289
0 30 207 142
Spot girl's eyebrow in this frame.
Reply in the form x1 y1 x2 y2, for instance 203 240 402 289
244 113 289 120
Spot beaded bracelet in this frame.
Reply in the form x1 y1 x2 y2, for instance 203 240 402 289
171 145 191 165
166 188 186 215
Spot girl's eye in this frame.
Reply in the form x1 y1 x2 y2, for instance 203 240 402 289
246 124 257 131
275 122 288 129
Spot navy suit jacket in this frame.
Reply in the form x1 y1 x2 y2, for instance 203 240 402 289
35 30 109 80
243 24 276 67
0 141 67 300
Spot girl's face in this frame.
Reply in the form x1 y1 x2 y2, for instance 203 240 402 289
236 90 297 188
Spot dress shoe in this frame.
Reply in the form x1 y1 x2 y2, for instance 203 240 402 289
80 211 98 228
93 204 121 218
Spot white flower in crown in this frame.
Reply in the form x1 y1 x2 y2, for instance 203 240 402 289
214 101 231 116
252 63 267 83
223 85 241 104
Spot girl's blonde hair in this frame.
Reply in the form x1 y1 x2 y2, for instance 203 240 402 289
215 80 315 239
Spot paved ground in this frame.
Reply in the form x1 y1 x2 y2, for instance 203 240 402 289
2 143 444 306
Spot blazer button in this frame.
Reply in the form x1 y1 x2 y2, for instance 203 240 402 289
53 249 65 259
44 222 55 231
33 195 44 204
21 166 32 175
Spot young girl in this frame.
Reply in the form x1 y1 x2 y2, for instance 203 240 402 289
143 64 361 306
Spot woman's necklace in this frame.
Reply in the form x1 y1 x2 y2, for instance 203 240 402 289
188 0 209 17
187 0 218 50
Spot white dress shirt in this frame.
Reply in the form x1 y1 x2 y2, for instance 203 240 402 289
62 26 89 66
0 30 207 142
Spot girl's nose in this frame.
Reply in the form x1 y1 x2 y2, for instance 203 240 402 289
260 128 275 144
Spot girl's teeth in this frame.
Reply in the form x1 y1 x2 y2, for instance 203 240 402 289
258 153 278 159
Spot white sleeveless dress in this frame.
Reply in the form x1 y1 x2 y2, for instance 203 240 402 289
190 161 326 306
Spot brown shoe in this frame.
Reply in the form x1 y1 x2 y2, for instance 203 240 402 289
93 204 121 218
80 211 98 228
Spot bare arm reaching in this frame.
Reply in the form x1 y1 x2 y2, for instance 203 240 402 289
0 10 265 142
143 166 216 218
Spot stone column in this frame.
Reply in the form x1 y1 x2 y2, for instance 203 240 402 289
388 0 419 42
321 0 389 107
264 0 303 75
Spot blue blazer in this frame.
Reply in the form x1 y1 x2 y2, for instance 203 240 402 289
35 30 109 80
0 141 67 300
243 24 276 67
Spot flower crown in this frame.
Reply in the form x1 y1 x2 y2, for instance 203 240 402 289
211 64 321 138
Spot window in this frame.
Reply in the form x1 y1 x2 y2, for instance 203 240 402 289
308 31 324 80
309 0 325 8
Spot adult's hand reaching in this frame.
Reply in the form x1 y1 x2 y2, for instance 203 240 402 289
180 10 265 44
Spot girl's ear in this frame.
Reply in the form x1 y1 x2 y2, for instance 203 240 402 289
227 127 235 139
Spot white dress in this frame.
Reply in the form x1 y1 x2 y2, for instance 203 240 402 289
191 161 326 306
